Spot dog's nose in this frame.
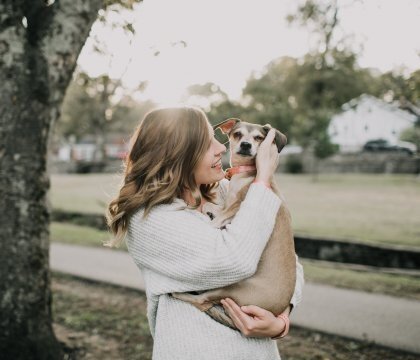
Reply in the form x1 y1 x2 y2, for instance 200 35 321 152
240 142 252 150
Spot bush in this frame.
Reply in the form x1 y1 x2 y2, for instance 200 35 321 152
285 156 304 173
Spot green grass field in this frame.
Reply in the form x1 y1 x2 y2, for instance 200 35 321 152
276 173 420 248
50 222 420 300
49 173 420 313
50 173 420 247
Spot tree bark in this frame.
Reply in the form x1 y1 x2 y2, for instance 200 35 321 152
0 1 103 358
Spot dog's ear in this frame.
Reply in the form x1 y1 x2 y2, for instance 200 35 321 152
274 130 287 153
262 124 287 153
262 124 272 134
214 118 241 134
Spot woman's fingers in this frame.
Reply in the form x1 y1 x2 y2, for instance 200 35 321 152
256 129 279 181
221 299 246 331
262 128 276 147
272 145 281 167
240 304 268 318
258 129 276 155
221 298 285 338
222 298 255 333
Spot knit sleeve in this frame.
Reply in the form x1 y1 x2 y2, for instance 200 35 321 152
217 178 229 202
126 183 282 292
289 254 305 312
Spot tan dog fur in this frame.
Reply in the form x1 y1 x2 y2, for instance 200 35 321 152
171 119 296 330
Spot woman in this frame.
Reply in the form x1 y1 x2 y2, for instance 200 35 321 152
107 106 304 360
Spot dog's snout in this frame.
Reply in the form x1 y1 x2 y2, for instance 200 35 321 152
240 142 252 150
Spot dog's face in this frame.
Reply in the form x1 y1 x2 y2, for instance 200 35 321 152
215 118 287 166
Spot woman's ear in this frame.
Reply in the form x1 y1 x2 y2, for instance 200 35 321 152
214 118 241 134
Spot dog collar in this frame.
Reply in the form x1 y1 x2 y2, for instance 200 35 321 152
225 165 257 180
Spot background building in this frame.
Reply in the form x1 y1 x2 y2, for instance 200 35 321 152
328 94 417 153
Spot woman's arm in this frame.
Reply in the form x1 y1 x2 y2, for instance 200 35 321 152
126 183 282 292
220 253 305 338
221 298 284 338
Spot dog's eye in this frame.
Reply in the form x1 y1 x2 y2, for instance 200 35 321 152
233 132 242 138
254 136 264 142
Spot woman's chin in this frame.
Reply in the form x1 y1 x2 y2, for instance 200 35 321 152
211 169 226 183
216 172 226 182
197 168 225 185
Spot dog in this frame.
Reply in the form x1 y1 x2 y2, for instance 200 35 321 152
171 118 297 330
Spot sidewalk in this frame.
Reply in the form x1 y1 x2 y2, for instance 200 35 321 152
50 243 420 355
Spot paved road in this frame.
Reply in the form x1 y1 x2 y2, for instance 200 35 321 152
50 243 420 355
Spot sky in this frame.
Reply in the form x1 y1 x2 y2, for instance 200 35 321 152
77 0 420 104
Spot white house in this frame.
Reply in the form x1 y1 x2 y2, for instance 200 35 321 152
328 94 417 153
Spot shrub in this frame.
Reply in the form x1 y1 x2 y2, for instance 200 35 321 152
285 156 304 173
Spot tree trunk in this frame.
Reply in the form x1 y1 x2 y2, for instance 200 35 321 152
0 1 103 358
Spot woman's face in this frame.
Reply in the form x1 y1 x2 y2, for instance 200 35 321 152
194 124 227 185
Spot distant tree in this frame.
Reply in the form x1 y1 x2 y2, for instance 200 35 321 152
243 52 371 148
400 127 420 152
370 69 420 106
58 72 106 140
184 82 250 128
287 0 339 67
242 57 297 134
108 96 156 134
59 71 127 162
279 0 371 170
57 71 155 144
182 82 228 110
0 1 140 358
407 70 420 105
207 99 250 124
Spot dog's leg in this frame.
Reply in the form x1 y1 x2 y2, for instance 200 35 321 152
205 305 237 330
171 292 214 311
172 292 239 330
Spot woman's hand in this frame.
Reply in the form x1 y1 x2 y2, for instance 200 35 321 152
221 298 287 338
255 129 280 184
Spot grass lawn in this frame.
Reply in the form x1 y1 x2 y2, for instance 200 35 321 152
276 173 420 248
50 173 420 248
50 222 420 301
50 222 128 250
53 273 419 360
301 259 420 301
48 173 420 358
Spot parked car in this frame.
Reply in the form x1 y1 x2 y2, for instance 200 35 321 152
363 139 417 155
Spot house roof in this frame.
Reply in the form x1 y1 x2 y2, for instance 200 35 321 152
340 94 417 124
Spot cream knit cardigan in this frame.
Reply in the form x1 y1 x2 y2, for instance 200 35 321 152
126 179 304 360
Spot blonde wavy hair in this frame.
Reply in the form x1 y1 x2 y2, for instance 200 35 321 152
105 106 219 247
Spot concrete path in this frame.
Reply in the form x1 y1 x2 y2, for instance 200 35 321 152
50 243 420 355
